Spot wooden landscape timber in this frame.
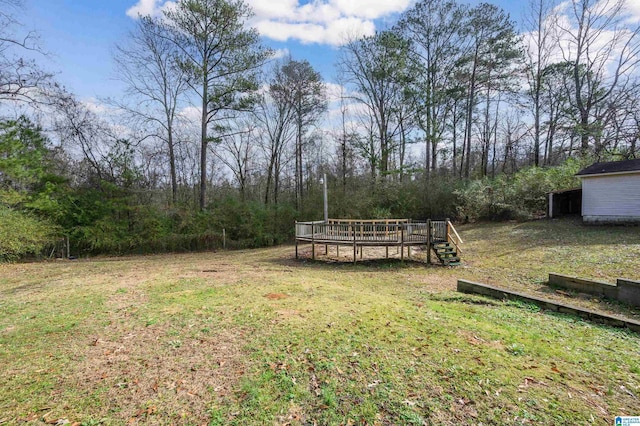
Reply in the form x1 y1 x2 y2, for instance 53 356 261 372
294 218 463 265
548 273 640 308
457 279 640 333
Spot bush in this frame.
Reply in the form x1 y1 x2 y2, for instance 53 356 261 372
0 206 58 260
454 159 583 222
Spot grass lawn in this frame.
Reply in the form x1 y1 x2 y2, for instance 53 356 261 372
1 218 639 425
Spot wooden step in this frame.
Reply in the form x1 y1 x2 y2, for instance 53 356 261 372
438 251 457 257
432 244 452 249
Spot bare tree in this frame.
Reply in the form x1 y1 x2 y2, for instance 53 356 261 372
557 0 640 156
0 0 57 104
254 65 296 205
213 117 256 200
269 58 326 207
113 16 188 204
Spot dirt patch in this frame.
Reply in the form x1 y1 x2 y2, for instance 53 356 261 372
265 293 289 300
458 330 505 350
276 309 302 319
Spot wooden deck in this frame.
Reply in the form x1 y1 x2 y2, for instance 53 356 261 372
295 219 456 263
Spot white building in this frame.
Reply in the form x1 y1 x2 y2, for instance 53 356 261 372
576 159 640 224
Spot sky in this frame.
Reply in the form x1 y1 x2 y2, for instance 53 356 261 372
21 0 530 104
19 0 640 108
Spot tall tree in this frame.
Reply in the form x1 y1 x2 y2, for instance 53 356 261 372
338 31 412 178
113 16 188 205
164 0 270 210
523 0 558 166
397 0 467 174
271 59 326 207
459 3 522 178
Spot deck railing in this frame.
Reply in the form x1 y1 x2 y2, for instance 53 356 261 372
296 219 448 244
295 218 462 263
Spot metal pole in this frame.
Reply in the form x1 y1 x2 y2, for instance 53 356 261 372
323 173 328 223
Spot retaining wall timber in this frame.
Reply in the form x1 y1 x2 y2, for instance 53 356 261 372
548 273 618 299
618 279 640 308
547 273 640 308
457 279 640 333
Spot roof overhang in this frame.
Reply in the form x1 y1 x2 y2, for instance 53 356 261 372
576 170 640 179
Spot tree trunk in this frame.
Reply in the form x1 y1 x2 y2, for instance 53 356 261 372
464 51 478 179
199 85 208 211
168 126 177 205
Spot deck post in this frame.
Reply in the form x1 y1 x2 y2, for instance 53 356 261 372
386 246 388 259
336 245 339 257
352 224 357 264
400 224 404 261
446 218 451 244
295 221 298 259
312 223 315 260
426 219 432 264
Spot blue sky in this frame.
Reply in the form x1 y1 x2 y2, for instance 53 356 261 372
23 0 531 102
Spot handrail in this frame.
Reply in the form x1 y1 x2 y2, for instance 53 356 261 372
447 221 463 244
327 218 410 225
445 221 463 254
447 232 463 254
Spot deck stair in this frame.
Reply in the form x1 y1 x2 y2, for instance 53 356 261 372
431 241 461 266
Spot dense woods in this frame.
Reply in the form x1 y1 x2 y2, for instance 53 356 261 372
1 0 639 259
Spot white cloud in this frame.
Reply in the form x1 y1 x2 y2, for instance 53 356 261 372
126 0 158 18
178 105 202 123
328 0 413 20
126 0 412 46
255 18 375 46
126 0 176 19
272 48 291 59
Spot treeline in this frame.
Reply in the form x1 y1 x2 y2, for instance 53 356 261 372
1 0 638 260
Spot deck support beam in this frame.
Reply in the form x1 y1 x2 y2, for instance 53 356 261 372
427 219 431 264
311 223 315 260
352 225 356 264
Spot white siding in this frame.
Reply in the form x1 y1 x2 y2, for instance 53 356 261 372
582 173 640 217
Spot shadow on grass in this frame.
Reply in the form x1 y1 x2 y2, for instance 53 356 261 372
268 251 448 272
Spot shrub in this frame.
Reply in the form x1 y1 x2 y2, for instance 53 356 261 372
454 159 583 221
0 206 58 260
